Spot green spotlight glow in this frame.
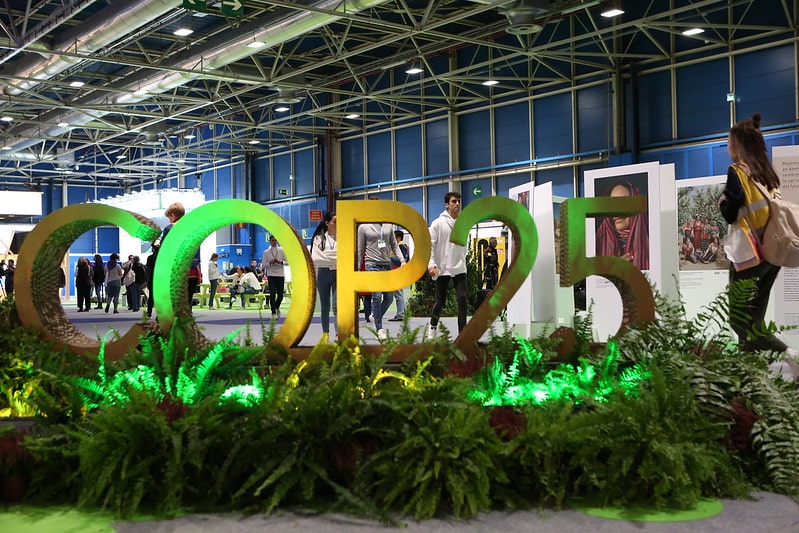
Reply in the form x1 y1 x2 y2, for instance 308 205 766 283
467 337 651 407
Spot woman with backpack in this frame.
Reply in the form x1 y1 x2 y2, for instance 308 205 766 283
719 113 794 356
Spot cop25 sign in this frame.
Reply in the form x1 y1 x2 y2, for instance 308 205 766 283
16 197 653 360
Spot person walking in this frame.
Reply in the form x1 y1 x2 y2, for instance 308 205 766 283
357 218 405 341
719 112 796 356
427 191 468 340
127 256 146 312
388 230 410 321
311 212 337 336
262 235 288 318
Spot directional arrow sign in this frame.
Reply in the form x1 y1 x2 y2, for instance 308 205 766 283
221 0 243 17
182 0 207 13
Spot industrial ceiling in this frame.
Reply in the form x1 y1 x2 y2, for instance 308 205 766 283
0 0 793 190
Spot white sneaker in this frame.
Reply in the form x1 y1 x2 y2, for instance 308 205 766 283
377 328 387 341
368 314 374 323
426 324 438 340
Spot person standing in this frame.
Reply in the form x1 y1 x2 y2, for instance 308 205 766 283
127 256 146 312
483 236 499 290
104 253 124 313
388 230 410 322
92 254 105 309
427 191 468 340
262 235 288 318
357 220 405 341
311 212 337 336
208 253 220 309
719 113 794 355
4 259 15 295
151 202 201 311
75 258 93 312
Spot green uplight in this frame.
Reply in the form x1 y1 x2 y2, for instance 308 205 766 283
467 337 651 407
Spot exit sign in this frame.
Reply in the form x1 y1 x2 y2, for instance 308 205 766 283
221 0 243 17
309 209 323 221
277 188 288 195
182 0 206 12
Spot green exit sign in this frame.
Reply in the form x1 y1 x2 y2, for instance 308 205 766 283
221 0 243 17
277 188 288 195
472 185 482 197
182 0 206 13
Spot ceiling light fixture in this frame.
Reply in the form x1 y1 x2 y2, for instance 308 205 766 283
0 116 13 122
275 105 290 112
248 140 261 145
601 8 624 18
405 62 423 75
173 28 194 37
247 40 266 49
184 133 196 140
345 113 361 119
116 154 127 160
57 121 69 127
482 79 499 86
1 146 12 151
69 81 85 88
682 28 705 36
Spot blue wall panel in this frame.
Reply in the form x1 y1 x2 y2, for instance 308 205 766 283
273 154 292 198
295 149 316 196
538 167 575 199
676 59 728 138
534 93 572 158
496 172 531 198
495 102 530 165
341 137 364 189
577 84 611 152
367 131 392 185
217 167 232 199
685 147 712 179
395 126 423 180
396 188 423 220
253 157 271 203
426 184 449 224
735 45 795 125
425 119 449 176
459 110 491 170
98 227 119 254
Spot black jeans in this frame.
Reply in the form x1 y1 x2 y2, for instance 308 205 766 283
430 273 467 333
268 276 285 314
729 260 787 352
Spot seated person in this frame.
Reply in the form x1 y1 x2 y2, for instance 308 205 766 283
221 266 262 308
680 237 698 263
700 236 720 264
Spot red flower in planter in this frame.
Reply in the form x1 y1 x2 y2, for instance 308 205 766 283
488 406 526 441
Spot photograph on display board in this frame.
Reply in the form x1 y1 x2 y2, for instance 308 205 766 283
594 173 650 271
676 183 729 271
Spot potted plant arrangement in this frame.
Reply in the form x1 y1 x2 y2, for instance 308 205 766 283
0 424 33 502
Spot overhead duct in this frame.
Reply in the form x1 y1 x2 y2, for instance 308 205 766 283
1 0 391 156
0 0 180 96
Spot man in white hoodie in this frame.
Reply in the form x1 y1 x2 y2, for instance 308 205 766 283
427 191 467 339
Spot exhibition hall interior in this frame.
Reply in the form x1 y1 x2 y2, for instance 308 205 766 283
1 1 799 530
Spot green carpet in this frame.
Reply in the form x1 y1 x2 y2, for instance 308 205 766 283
0 505 115 533
572 498 724 522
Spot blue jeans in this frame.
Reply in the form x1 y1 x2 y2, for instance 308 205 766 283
106 280 121 311
128 282 141 311
317 267 337 334
366 263 393 330
231 286 258 307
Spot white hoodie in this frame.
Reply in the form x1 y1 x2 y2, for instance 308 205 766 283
428 210 467 276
